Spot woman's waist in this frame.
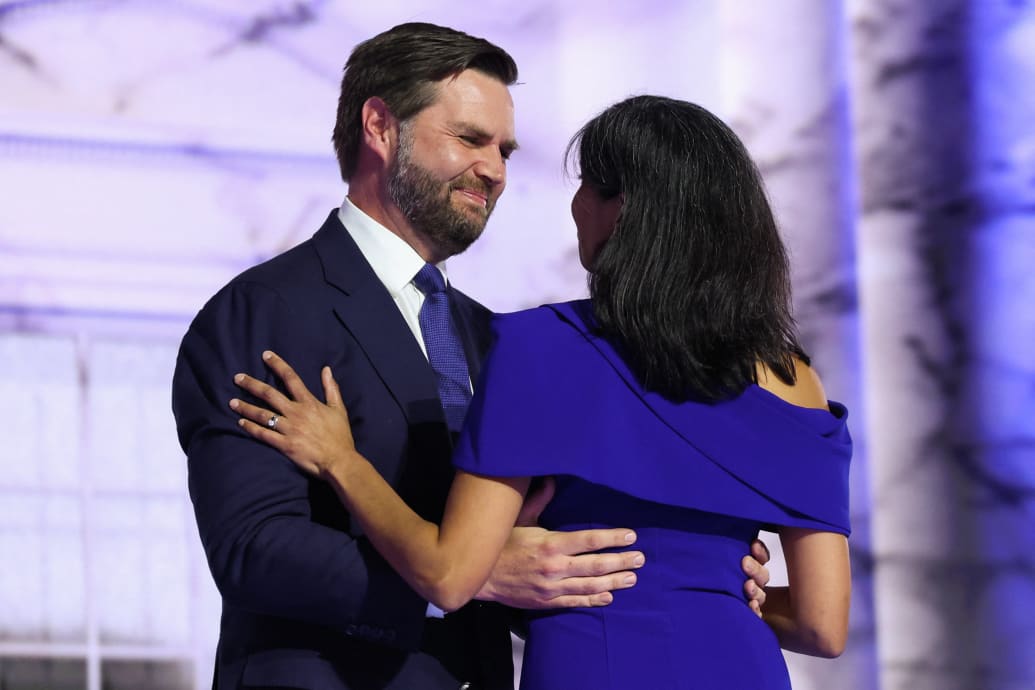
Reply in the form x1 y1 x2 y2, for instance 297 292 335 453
545 523 754 604
525 585 760 629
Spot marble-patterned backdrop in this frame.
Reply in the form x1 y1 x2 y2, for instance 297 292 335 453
0 1 1031 689
853 1 1035 689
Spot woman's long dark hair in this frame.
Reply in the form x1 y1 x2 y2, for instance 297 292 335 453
567 95 807 402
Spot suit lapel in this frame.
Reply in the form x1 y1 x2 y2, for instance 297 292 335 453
311 213 445 428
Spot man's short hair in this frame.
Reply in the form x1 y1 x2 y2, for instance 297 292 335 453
332 22 518 182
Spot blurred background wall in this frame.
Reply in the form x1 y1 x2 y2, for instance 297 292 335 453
0 1 1032 689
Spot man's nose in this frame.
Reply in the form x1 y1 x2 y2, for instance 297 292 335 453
474 149 506 189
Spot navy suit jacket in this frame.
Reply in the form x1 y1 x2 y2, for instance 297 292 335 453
172 211 513 689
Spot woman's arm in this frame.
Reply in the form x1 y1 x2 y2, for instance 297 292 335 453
326 459 528 612
755 357 851 656
762 529 851 657
232 351 529 612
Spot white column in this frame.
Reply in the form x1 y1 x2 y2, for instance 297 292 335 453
852 0 1035 688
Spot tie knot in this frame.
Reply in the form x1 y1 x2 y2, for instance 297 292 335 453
413 263 447 295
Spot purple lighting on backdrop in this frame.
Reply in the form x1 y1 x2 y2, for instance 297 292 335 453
1 2 1034 689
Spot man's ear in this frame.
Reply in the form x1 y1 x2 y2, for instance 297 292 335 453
360 96 397 165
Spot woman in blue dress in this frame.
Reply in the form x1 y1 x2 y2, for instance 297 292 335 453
232 95 851 689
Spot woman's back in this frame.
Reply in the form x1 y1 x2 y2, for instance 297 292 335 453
453 302 852 690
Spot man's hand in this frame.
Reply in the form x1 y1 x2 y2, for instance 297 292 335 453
742 538 771 617
476 478 645 609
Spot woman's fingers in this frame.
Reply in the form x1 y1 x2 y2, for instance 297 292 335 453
229 355 354 478
229 398 328 476
229 397 284 431
236 352 331 414
261 350 312 402
239 417 320 476
233 371 293 413
231 399 291 449
321 366 345 410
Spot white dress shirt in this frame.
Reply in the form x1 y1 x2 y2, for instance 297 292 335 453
337 198 446 359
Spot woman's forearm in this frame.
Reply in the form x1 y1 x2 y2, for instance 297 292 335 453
763 529 851 658
762 586 846 658
323 451 528 612
323 450 456 607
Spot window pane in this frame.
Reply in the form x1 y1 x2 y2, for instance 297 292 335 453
0 658 86 690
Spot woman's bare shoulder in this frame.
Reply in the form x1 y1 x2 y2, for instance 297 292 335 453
755 358 829 410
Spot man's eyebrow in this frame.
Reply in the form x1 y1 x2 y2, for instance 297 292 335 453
453 122 520 152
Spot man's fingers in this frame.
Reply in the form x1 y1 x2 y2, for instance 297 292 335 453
539 592 616 609
552 572 638 597
742 553 771 589
520 573 636 609
483 525 644 610
744 577 762 600
751 538 771 565
742 551 771 582
746 574 766 618
548 527 637 557
742 556 768 616
550 551 645 579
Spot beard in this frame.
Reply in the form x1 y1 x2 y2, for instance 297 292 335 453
387 125 495 258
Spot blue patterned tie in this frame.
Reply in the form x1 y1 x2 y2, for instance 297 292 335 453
413 263 472 432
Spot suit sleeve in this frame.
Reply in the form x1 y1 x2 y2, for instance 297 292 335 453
172 279 428 649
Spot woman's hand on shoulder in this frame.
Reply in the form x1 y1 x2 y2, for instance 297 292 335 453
230 351 360 479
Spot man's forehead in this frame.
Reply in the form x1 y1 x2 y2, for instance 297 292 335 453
419 72 515 135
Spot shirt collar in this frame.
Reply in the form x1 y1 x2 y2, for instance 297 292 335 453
337 197 448 295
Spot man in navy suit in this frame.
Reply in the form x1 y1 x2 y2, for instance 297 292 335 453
173 22 770 690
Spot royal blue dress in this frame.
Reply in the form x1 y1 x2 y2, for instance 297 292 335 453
452 301 852 690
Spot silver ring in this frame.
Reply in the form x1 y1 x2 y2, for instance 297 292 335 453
267 414 279 430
